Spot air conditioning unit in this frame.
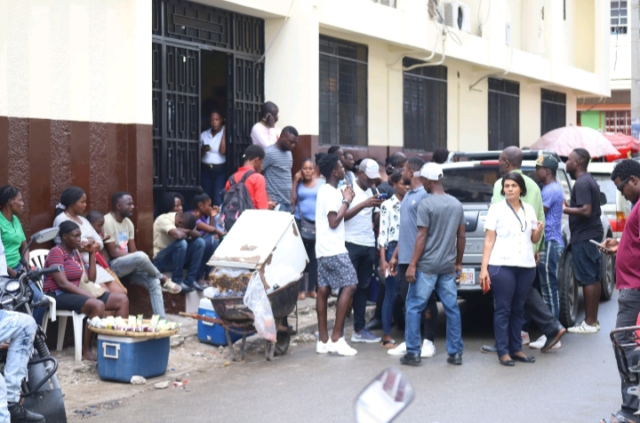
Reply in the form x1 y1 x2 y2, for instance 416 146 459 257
444 1 471 33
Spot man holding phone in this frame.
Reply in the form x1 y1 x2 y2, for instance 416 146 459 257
597 159 640 423
342 158 384 343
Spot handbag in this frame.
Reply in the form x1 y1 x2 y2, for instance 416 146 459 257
295 182 316 241
76 250 106 298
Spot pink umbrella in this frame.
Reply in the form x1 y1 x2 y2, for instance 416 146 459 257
530 125 619 158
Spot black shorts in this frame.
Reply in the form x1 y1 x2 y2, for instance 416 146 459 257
47 292 110 312
571 241 602 286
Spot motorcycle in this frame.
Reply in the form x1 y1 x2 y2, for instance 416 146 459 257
0 227 67 423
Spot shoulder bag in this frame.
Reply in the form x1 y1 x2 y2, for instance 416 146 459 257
76 250 106 298
295 181 316 242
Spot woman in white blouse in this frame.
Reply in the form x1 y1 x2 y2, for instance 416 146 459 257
200 109 226 206
379 171 408 348
480 172 544 367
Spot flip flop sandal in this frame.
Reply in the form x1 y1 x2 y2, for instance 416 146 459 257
601 412 639 423
162 279 183 294
382 339 397 349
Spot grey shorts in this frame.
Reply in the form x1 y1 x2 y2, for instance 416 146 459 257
317 253 358 291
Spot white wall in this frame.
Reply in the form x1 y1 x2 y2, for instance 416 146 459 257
0 0 151 124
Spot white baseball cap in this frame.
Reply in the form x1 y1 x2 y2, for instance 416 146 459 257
417 162 443 181
360 159 380 180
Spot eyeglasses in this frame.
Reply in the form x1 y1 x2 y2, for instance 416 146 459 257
617 177 631 193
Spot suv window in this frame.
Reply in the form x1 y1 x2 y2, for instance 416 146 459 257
592 174 617 205
556 169 572 203
442 167 500 203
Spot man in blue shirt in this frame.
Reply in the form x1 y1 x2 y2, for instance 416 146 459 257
529 154 566 350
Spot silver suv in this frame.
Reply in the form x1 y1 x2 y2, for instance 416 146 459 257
442 152 615 328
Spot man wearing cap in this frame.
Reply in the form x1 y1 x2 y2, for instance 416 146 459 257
529 154 566 349
342 158 384 343
401 163 465 366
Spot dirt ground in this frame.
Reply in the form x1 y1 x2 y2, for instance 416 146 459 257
59 299 334 420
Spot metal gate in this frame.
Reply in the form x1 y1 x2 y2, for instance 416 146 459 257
152 0 264 194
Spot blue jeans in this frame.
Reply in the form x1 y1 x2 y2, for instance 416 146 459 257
490 265 536 357
405 271 463 356
153 238 206 285
382 243 398 336
201 163 226 206
200 234 219 280
537 240 563 319
0 310 36 422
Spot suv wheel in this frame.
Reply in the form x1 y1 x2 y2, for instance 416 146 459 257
559 250 579 328
600 248 615 301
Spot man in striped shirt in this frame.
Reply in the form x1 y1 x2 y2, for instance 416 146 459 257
263 126 298 213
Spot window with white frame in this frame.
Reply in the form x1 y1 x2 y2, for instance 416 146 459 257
605 111 631 135
611 1 628 34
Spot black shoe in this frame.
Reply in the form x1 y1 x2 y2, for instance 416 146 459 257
481 344 497 354
510 354 535 363
499 359 515 367
447 353 463 365
179 282 194 293
400 352 422 366
541 327 566 353
8 402 45 423
365 317 383 331
188 281 205 292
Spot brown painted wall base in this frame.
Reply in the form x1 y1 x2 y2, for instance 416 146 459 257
0 116 154 254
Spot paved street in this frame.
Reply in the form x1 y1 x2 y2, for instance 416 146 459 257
84 292 621 423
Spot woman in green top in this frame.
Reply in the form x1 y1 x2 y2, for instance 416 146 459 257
0 185 28 276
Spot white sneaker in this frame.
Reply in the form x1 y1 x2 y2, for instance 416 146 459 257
316 339 332 354
521 331 530 345
387 342 407 356
328 337 358 356
528 335 562 350
421 340 436 358
567 320 599 334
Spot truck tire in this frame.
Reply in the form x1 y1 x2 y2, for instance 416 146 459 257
600 250 615 301
558 250 579 328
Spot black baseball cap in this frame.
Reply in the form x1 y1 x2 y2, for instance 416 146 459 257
536 153 559 170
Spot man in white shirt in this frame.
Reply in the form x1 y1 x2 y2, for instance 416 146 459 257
250 101 281 148
315 154 358 356
343 159 384 343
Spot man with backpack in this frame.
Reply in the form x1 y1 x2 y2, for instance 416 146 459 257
221 145 272 231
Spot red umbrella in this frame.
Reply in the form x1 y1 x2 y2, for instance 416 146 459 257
603 132 640 152
530 126 619 158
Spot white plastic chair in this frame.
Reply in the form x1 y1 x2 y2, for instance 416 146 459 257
30 249 86 362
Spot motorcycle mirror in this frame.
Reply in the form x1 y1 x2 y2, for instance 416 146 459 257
31 227 60 244
355 367 414 423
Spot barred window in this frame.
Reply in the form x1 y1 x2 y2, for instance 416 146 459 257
488 78 519 150
605 110 631 135
319 36 368 146
541 89 566 135
611 1 628 34
403 58 447 151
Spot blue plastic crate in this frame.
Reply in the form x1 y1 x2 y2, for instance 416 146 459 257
97 335 170 382
198 301 244 346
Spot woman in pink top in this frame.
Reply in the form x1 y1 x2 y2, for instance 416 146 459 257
250 101 281 148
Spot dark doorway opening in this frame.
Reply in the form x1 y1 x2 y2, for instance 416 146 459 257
200 50 228 134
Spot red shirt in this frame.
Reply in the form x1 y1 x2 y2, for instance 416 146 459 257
616 204 640 290
43 246 85 293
225 166 269 209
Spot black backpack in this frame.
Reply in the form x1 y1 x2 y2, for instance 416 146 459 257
220 170 255 232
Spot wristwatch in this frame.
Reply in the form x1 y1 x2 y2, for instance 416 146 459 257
342 199 351 207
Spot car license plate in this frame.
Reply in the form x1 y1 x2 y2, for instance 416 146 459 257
458 268 475 285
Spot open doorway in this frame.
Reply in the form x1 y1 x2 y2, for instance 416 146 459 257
200 50 228 133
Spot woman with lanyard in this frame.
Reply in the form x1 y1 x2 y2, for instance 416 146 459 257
479 172 544 367
53 186 125 294
292 158 324 300
378 171 408 349
200 109 226 206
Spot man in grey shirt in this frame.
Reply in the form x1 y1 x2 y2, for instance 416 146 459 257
263 126 298 212
400 163 466 367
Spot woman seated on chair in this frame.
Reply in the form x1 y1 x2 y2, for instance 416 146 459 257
42 221 129 361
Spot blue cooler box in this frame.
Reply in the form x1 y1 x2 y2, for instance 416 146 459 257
198 298 244 346
97 335 170 382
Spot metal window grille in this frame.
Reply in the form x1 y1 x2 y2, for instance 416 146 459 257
541 89 566 135
605 110 631 135
488 78 519 150
319 36 368 146
611 1 628 34
402 58 447 151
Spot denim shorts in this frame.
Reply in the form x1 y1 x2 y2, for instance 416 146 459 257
571 240 601 286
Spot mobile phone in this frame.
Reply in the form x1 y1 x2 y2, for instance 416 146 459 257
589 239 612 253
377 193 388 200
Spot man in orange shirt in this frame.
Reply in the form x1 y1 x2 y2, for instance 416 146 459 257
225 145 273 209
